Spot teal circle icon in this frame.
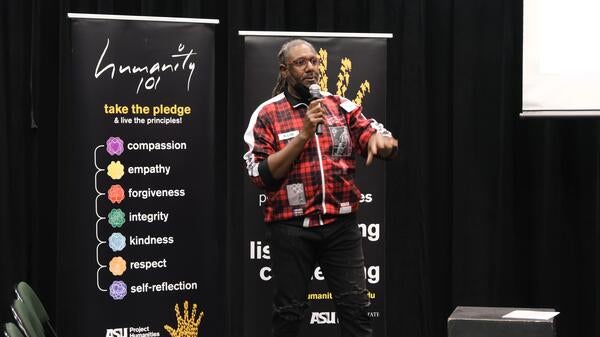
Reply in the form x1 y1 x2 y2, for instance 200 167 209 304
108 209 126 228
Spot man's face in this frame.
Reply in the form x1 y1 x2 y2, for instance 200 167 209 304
281 43 320 95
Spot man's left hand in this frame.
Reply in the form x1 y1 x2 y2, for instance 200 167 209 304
366 133 398 166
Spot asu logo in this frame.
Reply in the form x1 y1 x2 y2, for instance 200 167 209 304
310 311 339 325
318 48 371 105
105 328 127 337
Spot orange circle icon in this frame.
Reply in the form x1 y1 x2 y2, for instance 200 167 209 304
107 184 125 204
109 256 127 276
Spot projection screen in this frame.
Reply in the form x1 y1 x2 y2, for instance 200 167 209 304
522 0 600 117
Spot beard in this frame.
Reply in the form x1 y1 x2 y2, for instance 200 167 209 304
292 82 312 103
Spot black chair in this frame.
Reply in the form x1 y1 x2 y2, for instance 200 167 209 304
11 299 43 337
14 282 57 337
4 322 26 337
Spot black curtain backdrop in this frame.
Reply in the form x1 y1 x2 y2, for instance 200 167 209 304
1 1 599 337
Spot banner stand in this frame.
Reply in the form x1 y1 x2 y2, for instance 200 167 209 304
59 13 222 337
240 31 391 337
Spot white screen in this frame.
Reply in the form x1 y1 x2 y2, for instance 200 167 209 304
522 0 600 116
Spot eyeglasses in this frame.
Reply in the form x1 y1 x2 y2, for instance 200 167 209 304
289 57 321 68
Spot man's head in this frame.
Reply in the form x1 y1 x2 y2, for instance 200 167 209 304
272 39 320 98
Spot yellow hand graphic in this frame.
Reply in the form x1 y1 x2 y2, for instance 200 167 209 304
318 49 371 106
318 48 329 91
164 301 204 337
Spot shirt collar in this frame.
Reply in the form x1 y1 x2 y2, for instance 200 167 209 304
284 89 308 109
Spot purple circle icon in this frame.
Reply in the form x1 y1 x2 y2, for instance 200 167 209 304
109 280 127 300
106 137 124 156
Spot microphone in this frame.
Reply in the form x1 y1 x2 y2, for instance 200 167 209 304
309 84 323 135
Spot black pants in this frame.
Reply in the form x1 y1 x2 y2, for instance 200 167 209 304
266 214 372 337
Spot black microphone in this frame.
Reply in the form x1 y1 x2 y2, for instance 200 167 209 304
309 84 323 135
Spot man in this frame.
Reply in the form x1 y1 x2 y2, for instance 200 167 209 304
243 39 397 337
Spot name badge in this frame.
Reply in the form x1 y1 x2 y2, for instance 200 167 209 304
278 130 299 141
340 100 357 112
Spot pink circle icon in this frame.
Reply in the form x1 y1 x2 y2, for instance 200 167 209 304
106 137 124 156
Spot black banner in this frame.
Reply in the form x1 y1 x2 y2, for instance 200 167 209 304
58 15 222 337
241 34 389 337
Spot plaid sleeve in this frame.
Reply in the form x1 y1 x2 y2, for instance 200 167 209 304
243 110 280 190
342 99 376 157
340 97 393 157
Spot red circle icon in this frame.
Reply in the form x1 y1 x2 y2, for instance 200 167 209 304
107 184 125 204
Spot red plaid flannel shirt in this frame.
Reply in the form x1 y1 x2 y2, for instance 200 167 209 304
243 91 390 227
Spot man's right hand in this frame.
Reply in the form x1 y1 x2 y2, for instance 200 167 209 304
299 99 325 139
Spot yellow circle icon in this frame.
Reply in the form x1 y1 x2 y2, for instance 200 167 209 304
107 161 125 180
